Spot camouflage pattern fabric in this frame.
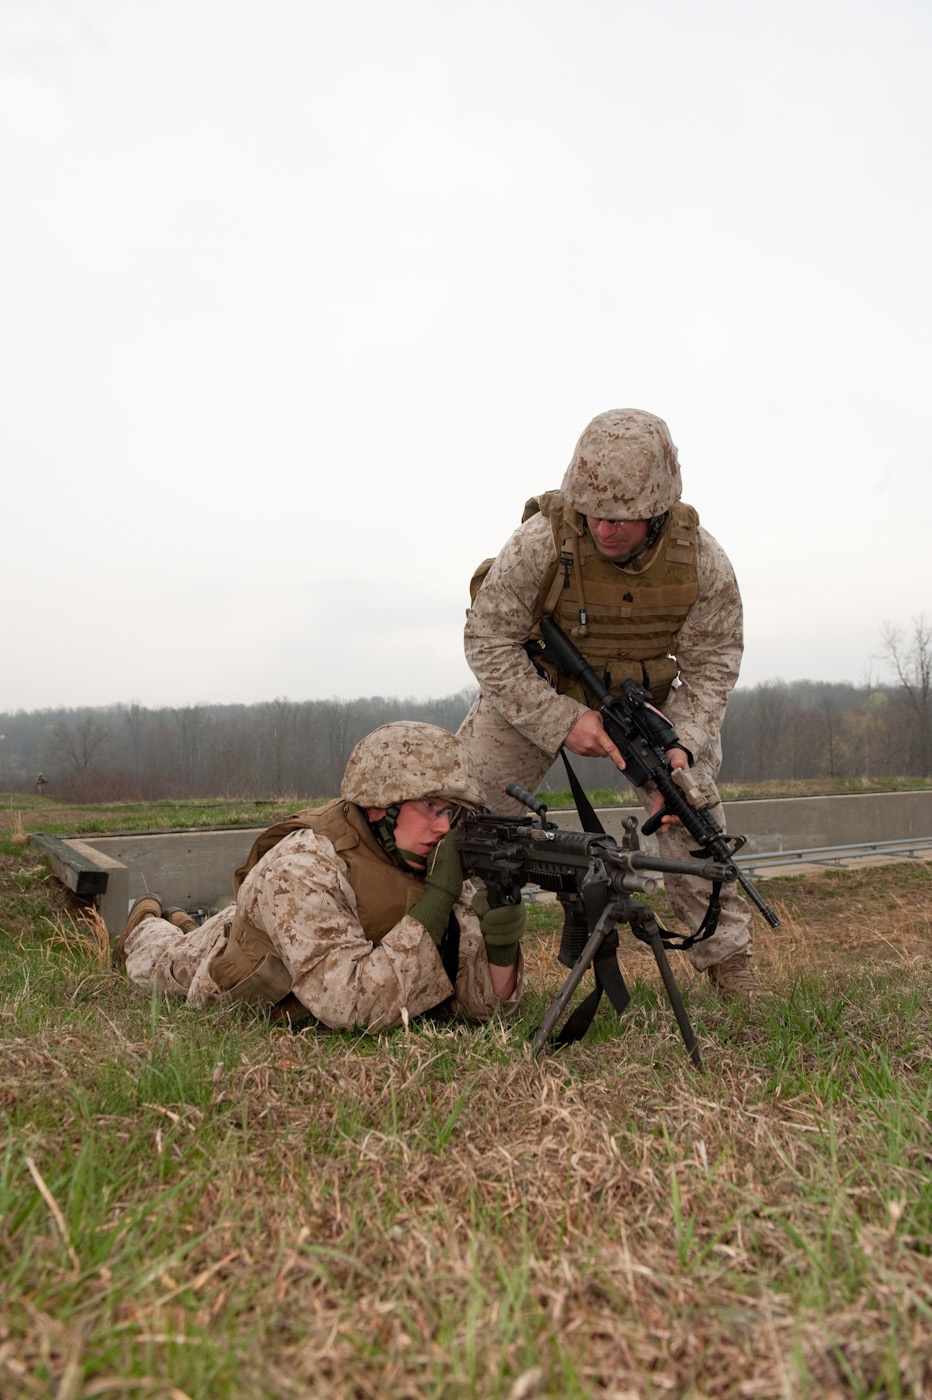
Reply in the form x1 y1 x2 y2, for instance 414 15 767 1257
562 408 683 519
341 720 485 810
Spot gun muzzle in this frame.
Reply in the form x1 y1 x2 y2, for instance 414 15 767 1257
608 867 659 896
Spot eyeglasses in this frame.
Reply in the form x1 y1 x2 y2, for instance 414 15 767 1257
410 798 465 827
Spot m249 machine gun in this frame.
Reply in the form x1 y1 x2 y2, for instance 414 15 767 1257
457 784 744 1068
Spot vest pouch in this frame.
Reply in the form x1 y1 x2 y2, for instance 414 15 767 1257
525 641 598 709
560 678 588 707
208 913 288 1005
635 655 680 707
218 952 293 1008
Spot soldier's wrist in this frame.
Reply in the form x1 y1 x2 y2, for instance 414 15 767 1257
410 890 455 946
484 938 520 968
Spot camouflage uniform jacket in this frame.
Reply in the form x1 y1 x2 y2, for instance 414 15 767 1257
464 507 743 765
124 824 523 1032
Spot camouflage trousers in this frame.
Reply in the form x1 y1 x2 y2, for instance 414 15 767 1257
458 695 751 970
122 908 232 1000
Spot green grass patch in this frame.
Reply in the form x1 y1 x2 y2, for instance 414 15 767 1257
1 808 931 1399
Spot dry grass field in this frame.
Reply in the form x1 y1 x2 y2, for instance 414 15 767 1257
1 813 930 1399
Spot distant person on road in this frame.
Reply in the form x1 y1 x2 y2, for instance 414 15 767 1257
459 407 756 997
113 723 524 1030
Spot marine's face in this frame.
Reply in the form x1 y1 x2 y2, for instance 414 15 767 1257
389 798 460 859
586 515 650 560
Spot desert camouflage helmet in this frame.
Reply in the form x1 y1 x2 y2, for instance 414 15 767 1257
341 721 485 810
561 408 682 520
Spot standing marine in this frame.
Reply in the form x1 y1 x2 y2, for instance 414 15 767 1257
459 407 756 995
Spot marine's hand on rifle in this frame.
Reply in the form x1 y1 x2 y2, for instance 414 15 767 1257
471 889 525 967
648 747 691 833
564 710 626 770
409 834 464 945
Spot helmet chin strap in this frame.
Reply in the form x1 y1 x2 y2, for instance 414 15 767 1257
645 510 670 548
589 510 669 566
368 804 428 874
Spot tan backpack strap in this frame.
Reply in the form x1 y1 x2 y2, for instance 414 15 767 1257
572 531 589 635
532 498 583 625
540 548 570 617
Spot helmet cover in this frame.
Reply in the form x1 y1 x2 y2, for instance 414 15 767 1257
341 721 485 810
561 408 682 519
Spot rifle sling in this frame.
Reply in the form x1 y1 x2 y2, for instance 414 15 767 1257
560 748 605 834
416 911 461 1023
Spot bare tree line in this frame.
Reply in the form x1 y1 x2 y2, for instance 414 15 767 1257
2 620 929 802
720 616 932 783
0 691 478 802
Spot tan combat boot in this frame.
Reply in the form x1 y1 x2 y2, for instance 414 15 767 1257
706 950 757 999
163 906 199 934
112 893 163 970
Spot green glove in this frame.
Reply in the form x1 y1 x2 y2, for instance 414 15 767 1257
409 834 464 945
472 889 526 967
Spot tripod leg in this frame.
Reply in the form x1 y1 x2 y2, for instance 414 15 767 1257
647 925 703 1070
531 914 610 1057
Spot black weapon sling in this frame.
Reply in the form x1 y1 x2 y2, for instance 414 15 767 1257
550 748 719 1048
549 748 632 1045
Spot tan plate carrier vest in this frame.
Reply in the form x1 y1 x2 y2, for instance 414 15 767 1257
471 493 700 707
206 799 425 1011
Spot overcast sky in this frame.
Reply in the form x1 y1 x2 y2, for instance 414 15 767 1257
2 0 929 713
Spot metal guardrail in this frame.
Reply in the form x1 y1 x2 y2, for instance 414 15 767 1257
513 835 932 903
734 836 932 876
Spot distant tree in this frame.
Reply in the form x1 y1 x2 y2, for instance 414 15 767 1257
262 697 299 796
121 701 150 781
426 687 477 732
846 687 889 779
46 713 111 799
882 616 932 775
170 705 212 792
744 680 790 782
8 657 931 803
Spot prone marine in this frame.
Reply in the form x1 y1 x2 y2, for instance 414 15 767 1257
113 722 524 1030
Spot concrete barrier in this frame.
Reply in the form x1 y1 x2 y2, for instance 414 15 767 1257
722 789 932 853
30 788 932 933
30 827 258 935
548 788 932 855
